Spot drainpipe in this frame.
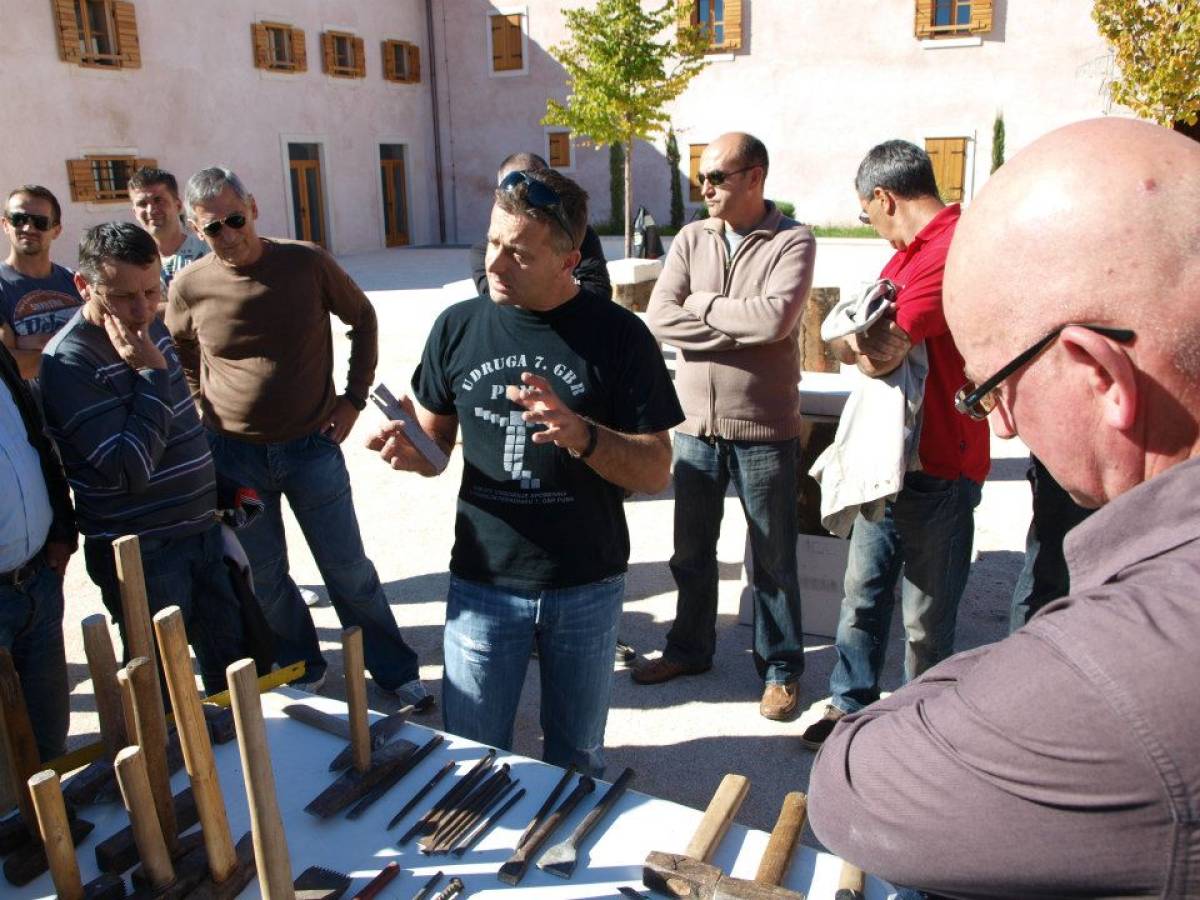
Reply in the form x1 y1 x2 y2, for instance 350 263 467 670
425 0 447 243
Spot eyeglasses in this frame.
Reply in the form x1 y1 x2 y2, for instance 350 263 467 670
857 211 871 225
498 171 576 247
696 166 756 188
5 211 53 231
955 323 1136 420
199 212 247 237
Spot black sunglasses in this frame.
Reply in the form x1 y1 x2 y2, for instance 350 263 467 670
5 211 53 231
498 171 576 247
696 165 757 187
200 212 248 237
955 323 1137 420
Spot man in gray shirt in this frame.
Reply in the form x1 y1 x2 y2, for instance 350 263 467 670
127 167 207 289
808 119 1200 896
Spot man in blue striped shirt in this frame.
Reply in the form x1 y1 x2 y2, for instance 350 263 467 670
41 222 248 692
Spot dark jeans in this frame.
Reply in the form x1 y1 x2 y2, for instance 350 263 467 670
85 522 248 694
208 430 419 690
829 470 981 714
0 556 68 761
1009 456 1093 632
665 433 805 684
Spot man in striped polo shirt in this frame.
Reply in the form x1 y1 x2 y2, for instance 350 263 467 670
41 222 248 692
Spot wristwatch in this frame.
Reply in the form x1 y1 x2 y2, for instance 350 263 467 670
343 391 367 412
569 418 599 460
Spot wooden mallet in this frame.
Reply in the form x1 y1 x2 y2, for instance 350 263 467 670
27 770 123 900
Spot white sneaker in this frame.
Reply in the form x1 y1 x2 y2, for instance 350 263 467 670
392 679 435 713
293 672 326 694
300 587 321 607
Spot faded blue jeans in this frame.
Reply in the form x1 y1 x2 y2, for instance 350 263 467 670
664 433 805 684
208 430 419 690
829 470 982 714
442 573 624 777
0 556 68 762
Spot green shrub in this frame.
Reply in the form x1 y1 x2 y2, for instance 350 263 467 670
772 200 796 218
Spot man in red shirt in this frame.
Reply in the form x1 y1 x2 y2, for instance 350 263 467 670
801 140 990 749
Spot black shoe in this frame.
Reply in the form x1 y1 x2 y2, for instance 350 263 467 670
615 638 636 665
799 705 845 751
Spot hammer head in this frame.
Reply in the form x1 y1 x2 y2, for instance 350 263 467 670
643 851 806 900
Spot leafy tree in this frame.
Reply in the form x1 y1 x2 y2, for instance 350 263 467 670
666 127 684 229
544 0 709 256
1093 0 1200 135
609 143 625 231
991 112 1005 173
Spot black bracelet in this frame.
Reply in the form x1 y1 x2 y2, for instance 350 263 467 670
343 392 367 412
569 418 599 460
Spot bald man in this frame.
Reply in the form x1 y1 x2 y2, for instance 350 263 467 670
808 118 1200 897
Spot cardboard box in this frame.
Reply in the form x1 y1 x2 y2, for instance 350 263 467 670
739 533 850 639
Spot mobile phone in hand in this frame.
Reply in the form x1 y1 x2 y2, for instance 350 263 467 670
370 383 450 474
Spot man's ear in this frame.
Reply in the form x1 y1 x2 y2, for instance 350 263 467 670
562 247 582 275
1060 325 1138 431
72 271 92 301
249 196 259 221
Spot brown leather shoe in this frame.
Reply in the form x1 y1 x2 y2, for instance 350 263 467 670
760 680 800 721
799 705 846 749
631 656 710 685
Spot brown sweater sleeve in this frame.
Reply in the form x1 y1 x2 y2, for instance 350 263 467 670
317 249 378 402
165 279 201 400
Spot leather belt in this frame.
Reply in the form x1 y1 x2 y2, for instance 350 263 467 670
0 551 44 588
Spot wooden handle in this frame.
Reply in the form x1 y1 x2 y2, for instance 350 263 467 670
837 860 866 892
353 860 400 900
228 658 294 900
754 791 807 885
113 745 175 890
154 606 237 882
114 536 159 671
566 766 634 846
28 769 83 900
342 627 371 774
81 614 127 759
0 647 42 829
122 656 178 853
685 773 750 862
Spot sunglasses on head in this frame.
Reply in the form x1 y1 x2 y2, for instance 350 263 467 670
498 171 576 247
5 211 53 231
200 212 247 237
696 165 757 188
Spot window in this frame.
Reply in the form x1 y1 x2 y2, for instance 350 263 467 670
252 22 307 72
689 144 707 202
383 40 420 83
52 0 141 69
692 0 742 52
925 137 968 202
547 132 571 169
489 13 524 73
66 155 155 203
914 0 993 38
321 30 365 78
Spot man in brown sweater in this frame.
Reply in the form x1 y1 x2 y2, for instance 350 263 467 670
639 133 816 720
166 167 429 709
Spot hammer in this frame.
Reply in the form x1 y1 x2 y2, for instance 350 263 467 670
644 777 808 899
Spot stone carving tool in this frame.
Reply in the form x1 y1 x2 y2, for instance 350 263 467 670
346 734 442 820
516 763 576 849
538 766 634 878
27 770 123 900
497 774 594 885
834 860 866 900
113 744 181 894
450 785 525 857
423 764 511 854
753 792 807 886
443 778 520 855
430 876 463 900
618 888 651 900
371 382 450 473
408 869 443 900
120 657 179 856
351 860 400 900
280 704 411 772
63 614 128 808
397 750 495 845
387 759 454 830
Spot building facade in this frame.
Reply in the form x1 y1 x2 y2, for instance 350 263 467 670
0 1 1120 263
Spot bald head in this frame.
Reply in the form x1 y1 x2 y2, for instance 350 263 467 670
945 117 1200 504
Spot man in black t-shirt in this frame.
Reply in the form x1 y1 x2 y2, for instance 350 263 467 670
369 169 681 775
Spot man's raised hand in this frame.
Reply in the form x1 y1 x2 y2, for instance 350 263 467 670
506 371 590 455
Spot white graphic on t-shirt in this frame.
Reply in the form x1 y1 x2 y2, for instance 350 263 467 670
474 406 541 490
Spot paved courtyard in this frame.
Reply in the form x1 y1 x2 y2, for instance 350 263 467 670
55 241 1029 837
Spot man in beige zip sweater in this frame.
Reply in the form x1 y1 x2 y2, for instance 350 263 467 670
638 133 816 720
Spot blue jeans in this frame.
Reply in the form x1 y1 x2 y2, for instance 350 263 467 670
665 433 805 683
85 522 248 694
208 430 418 689
0 556 68 761
829 470 982 714
442 573 624 777
1009 456 1092 632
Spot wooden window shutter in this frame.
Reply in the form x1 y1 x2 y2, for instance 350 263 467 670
382 41 397 80
969 0 993 34
722 0 742 49
113 1 140 68
321 31 335 74
52 0 82 63
914 0 934 38
548 132 569 167
490 16 505 69
507 16 523 68
252 23 271 69
134 157 157 173
406 43 420 83
66 159 98 202
292 28 307 71
689 144 705 202
352 36 366 76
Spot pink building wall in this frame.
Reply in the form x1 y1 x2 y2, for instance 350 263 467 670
0 0 437 265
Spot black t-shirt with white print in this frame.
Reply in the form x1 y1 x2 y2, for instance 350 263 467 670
413 291 683 591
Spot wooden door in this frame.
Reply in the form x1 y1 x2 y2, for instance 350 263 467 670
925 137 967 203
380 147 409 247
288 150 326 247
